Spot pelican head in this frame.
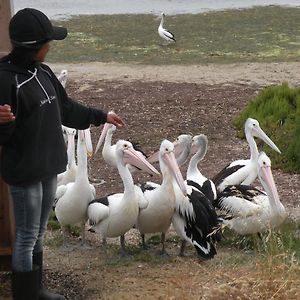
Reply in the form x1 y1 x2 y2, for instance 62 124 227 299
245 118 281 154
95 122 117 154
116 140 160 176
78 128 93 157
160 139 187 196
57 69 68 88
190 134 208 156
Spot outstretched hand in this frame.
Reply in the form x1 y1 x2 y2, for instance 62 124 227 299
106 111 125 129
0 104 15 124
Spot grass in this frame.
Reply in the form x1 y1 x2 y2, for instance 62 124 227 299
48 6 300 64
233 82 300 173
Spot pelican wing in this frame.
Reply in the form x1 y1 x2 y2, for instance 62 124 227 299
216 185 264 217
213 164 245 187
88 198 110 225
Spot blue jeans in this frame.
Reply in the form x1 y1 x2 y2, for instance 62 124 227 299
10 175 57 272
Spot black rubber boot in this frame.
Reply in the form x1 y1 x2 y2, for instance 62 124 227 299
11 266 39 300
33 251 65 300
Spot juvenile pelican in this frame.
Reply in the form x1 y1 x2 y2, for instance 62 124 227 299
213 118 281 192
214 152 287 235
158 13 176 43
87 140 160 255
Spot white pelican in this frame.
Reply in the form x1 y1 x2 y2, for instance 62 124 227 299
214 152 287 235
213 118 281 192
158 13 176 43
57 69 68 88
141 134 193 199
55 128 95 248
136 139 187 255
57 126 77 186
87 140 160 255
186 134 217 202
95 122 146 173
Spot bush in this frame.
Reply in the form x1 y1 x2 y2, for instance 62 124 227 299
233 82 300 173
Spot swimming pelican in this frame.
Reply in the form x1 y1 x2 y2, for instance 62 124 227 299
158 13 176 43
55 128 95 248
214 152 287 235
213 118 281 192
136 139 187 255
87 140 160 255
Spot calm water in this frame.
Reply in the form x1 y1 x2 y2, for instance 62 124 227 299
13 0 300 19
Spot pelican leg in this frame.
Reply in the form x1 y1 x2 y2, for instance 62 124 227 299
159 232 169 257
178 240 187 257
119 235 128 257
60 226 75 251
141 233 150 250
75 222 92 250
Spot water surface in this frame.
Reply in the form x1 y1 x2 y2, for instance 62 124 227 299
13 0 300 19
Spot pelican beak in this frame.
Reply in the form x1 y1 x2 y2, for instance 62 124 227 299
83 128 93 157
163 151 187 196
253 126 281 154
260 164 281 212
189 143 198 155
95 123 111 154
124 147 160 176
66 132 75 167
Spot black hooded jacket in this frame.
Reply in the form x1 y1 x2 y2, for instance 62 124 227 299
0 59 107 186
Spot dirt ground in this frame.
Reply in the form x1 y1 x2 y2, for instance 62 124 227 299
1 62 300 299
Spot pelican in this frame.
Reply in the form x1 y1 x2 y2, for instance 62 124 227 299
136 139 187 255
172 182 221 259
141 134 193 197
158 13 176 43
54 128 95 248
95 122 146 173
87 140 160 255
213 118 281 192
214 152 287 235
186 134 217 202
57 69 68 88
57 126 77 186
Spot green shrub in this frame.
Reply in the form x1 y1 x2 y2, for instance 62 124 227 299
233 82 300 173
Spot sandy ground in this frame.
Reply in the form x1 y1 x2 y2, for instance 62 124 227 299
2 61 300 300
50 61 300 86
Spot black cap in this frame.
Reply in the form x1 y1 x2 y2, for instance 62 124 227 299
9 8 67 48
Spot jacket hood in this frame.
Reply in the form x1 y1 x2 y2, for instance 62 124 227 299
0 57 41 74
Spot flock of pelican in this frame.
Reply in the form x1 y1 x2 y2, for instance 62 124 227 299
53 71 287 260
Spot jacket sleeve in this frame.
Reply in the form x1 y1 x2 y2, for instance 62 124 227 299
48 66 107 129
0 74 16 145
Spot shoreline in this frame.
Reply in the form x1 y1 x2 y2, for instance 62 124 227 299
50 61 300 86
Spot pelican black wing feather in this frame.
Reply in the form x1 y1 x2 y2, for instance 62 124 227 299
183 189 221 259
213 164 244 187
